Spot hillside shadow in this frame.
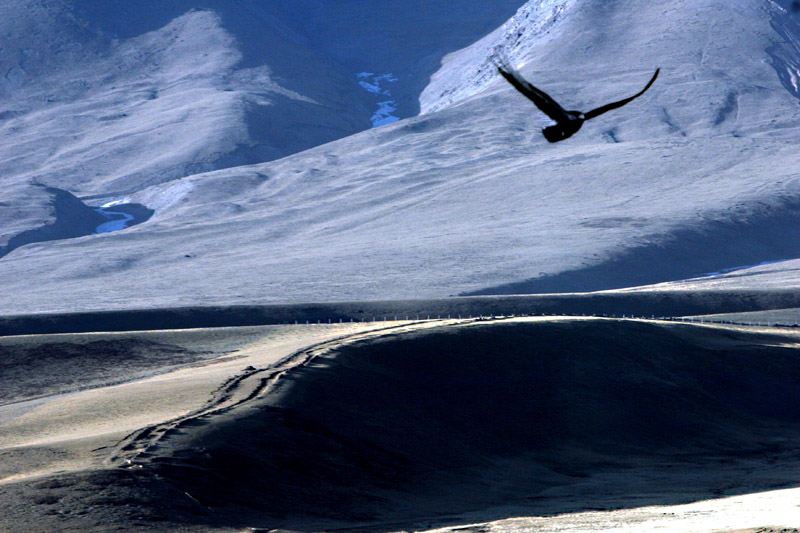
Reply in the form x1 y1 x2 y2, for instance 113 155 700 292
0 188 152 260
118 320 800 531
465 198 800 296
71 0 525 121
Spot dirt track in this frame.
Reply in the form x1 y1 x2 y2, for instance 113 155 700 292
0 319 461 485
108 319 453 468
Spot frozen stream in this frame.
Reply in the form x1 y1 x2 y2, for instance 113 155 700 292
357 72 400 127
92 200 151 234
94 208 134 234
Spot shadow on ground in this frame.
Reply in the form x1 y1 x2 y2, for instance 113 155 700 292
465 199 800 295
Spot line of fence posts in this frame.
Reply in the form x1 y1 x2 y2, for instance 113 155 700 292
282 313 800 329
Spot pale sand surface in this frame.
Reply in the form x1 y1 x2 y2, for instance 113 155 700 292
0 325 281 404
0 321 438 485
413 487 800 532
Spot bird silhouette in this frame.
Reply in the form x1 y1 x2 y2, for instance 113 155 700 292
495 58 659 142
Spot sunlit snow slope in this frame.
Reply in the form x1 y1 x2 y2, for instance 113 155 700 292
1 0 800 313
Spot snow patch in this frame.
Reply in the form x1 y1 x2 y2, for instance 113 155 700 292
100 199 129 209
132 180 194 213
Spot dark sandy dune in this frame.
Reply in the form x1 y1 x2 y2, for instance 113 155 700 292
5 319 800 531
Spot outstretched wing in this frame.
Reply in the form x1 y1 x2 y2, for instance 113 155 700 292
584 68 660 120
494 58 567 122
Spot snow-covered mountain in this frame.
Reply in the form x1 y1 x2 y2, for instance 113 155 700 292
1 0 799 314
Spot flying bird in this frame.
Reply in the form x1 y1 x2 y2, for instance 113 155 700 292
495 58 659 142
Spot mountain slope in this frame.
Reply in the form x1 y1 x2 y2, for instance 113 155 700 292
0 1 369 249
0 0 523 251
1 0 800 314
